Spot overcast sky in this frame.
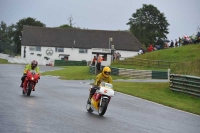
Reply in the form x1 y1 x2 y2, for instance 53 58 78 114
1 0 200 40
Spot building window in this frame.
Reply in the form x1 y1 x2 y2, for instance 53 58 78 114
29 46 41 51
79 49 87 53
55 47 64 52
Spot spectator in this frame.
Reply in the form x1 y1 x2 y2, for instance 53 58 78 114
164 43 168 49
175 39 178 47
113 53 116 61
116 52 121 60
153 46 157 51
178 37 182 47
96 54 102 73
147 44 154 52
91 56 97 66
138 48 143 55
169 40 174 48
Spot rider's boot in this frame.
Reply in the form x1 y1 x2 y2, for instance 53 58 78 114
20 82 23 88
87 94 93 104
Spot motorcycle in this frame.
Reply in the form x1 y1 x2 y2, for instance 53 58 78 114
86 82 115 116
23 70 40 96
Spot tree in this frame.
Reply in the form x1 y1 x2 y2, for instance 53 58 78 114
13 17 45 54
68 15 75 27
0 21 15 54
58 24 72 28
127 4 169 47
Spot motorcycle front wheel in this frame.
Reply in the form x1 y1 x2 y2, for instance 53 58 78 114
27 83 33 96
98 98 109 116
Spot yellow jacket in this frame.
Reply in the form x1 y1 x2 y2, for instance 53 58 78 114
94 73 113 87
23 64 40 75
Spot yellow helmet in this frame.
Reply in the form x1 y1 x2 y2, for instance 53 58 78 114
102 66 111 77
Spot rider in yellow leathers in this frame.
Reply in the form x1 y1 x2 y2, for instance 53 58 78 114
88 66 113 103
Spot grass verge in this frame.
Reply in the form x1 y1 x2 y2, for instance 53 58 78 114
0 58 9 64
114 82 200 115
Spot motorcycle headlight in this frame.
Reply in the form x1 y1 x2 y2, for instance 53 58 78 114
31 77 34 80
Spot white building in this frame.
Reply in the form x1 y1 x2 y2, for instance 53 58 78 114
21 26 142 66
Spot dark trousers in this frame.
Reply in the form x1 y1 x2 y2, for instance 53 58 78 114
21 74 27 84
89 86 98 98
96 63 101 70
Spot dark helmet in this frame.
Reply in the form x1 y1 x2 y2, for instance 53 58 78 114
31 60 38 69
102 66 111 78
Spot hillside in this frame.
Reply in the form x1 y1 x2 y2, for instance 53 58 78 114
111 44 200 77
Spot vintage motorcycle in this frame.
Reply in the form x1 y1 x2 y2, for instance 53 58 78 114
86 82 115 116
23 70 40 96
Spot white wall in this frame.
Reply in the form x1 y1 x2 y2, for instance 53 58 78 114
20 46 138 66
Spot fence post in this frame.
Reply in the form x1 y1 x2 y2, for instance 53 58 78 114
168 69 170 81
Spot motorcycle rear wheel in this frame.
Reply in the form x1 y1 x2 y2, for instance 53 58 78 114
27 84 32 96
98 98 109 116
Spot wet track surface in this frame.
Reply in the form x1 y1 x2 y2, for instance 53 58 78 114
0 64 200 133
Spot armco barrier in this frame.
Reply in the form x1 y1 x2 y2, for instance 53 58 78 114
170 74 200 97
89 65 168 79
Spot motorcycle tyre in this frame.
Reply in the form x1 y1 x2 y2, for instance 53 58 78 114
27 84 32 96
98 98 109 116
86 99 93 113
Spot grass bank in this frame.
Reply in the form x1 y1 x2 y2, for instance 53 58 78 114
112 44 200 76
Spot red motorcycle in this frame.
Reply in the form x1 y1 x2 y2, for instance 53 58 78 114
23 70 40 96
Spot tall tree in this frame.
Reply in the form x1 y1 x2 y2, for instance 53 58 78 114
0 21 15 53
13 17 45 54
127 4 169 47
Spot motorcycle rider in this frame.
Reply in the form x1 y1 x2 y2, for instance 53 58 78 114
20 60 41 90
88 66 113 103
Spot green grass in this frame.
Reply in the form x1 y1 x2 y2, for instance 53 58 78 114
114 82 200 115
42 66 200 115
0 58 9 64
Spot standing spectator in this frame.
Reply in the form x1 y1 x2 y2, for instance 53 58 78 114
96 54 102 74
169 40 174 48
175 39 178 47
91 56 97 66
116 52 121 60
113 53 117 61
178 37 182 47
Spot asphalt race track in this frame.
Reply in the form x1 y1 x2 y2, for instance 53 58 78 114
0 64 200 133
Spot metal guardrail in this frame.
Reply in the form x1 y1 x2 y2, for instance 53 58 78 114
170 74 200 97
89 66 169 79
